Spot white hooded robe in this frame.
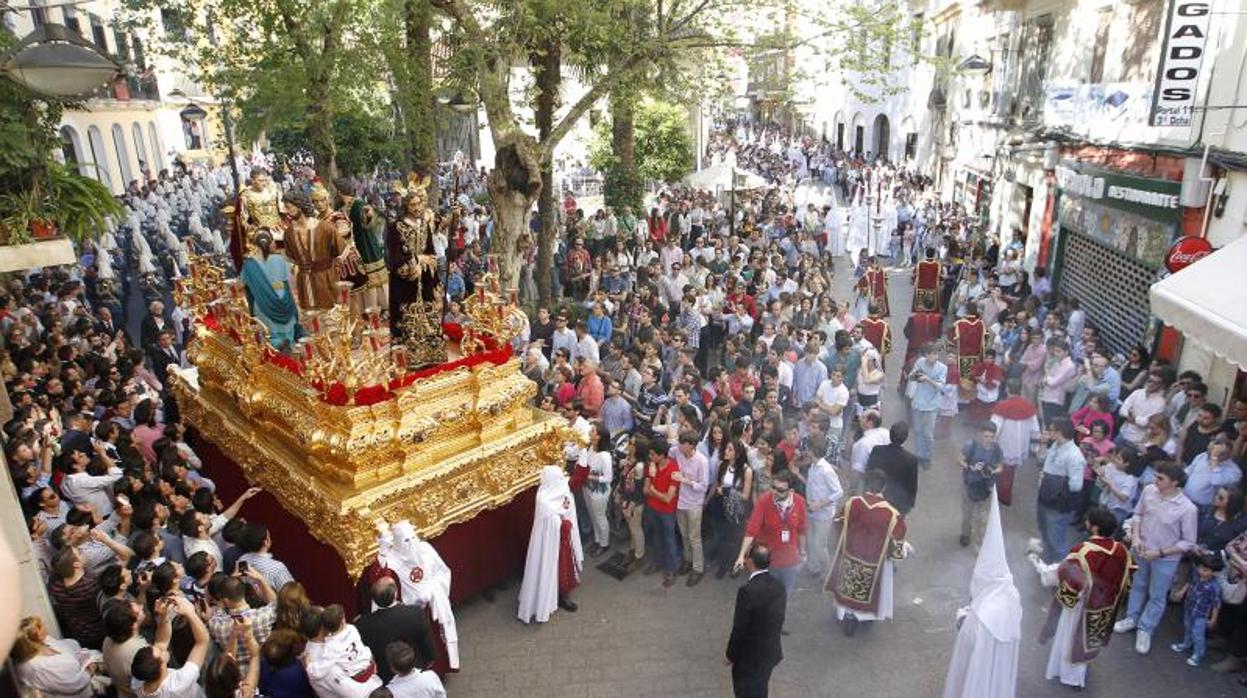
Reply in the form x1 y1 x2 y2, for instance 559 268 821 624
377 520 459 670
516 466 584 624
942 491 1022 698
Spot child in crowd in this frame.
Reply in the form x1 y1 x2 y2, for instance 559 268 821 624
1171 554 1223 666
1094 447 1141 529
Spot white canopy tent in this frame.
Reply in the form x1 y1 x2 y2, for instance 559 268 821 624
1149 235 1247 371
683 161 769 192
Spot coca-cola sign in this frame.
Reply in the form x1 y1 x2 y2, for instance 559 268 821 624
1164 235 1214 273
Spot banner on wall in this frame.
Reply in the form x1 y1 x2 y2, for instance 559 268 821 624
1149 0 1212 128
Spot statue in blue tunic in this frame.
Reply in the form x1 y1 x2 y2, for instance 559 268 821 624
240 228 299 350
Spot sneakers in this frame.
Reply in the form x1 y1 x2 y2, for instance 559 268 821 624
1186 656 1201 667
686 571 704 587
1171 642 1191 653
1113 618 1137 634
1135 630 1152 654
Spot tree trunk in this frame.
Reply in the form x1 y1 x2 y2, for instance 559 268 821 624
401 0 435 176
608 87 640 212
487 137 543 294
306 80 339 181
533 39 561 307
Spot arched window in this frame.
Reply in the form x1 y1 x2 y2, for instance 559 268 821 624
59 126 82 168
87 126 113 191
180 105 208 150
148 122 164 173
131 122 149 180
110 123 133 186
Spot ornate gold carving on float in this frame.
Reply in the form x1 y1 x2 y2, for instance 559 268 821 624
172 254 563 578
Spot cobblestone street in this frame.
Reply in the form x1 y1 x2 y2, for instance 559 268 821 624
449 260 1241 697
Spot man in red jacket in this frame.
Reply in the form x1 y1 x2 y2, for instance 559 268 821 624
733 470 808 596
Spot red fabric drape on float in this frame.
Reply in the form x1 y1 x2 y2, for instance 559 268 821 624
194 437 537 617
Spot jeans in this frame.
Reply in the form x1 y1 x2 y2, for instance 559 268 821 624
1180 605 1210 661
1125 556 1181 634
586 491 610 548
911 408 938 462
624 502 645 559
771 564 798 595
1036 504 1075 564
644 507 681 574
677 506 705 573
961 490 990 548
807 516 835 576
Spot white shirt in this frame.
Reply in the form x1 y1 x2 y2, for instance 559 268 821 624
575 334 600 364
183 535 224 569
322 624 372 677
17 637 96 698
305 641 381 697
816 380 850 430
1119 388 1167 446
851 427 891 474
387 670 447 698
133 661 203 698
61 467 124 516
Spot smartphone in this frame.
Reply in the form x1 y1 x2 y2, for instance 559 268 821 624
237 561 249 573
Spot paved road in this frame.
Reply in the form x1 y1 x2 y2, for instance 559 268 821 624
448 256 1239 697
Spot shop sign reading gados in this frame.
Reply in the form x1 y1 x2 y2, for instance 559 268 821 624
1164 235 1213 273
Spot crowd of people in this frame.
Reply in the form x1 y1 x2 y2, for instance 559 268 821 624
4 120 1247 697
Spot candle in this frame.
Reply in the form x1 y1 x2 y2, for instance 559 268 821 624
496 303 504 320
337 283 351 306
477 286 485 302
303 340 315 360
369 308 381 331
174 278 186 293
393 345 408 370
509 289 519 306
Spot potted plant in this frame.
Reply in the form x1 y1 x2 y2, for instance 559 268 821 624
43 161 121 244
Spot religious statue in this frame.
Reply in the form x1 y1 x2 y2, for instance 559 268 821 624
334 178 388 313
385 173 446 368
310 183 367 315
239 228 298 350
281 191 344 310
236 167 283 248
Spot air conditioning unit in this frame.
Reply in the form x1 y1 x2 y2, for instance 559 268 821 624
1180 157 1211 207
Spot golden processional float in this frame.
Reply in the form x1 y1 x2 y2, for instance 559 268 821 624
170 254 565 578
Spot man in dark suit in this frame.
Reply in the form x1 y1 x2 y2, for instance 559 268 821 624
866 421 920 515
147 330 182 386
725 544 786 698
354 577 438 682
140 300 169 350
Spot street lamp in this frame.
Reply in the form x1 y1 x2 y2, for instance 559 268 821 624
1 23 120 97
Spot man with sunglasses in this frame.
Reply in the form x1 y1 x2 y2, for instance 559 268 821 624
733 471 807 596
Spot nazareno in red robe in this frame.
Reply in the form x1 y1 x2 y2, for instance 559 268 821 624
1039 536 1133 663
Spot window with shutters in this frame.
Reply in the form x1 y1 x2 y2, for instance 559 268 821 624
1121 0 1165 82
1017 14 1053 124
1089 8 1112 83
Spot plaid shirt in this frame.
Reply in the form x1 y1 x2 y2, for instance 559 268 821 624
208 601 276 664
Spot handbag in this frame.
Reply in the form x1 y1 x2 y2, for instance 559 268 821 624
1038 472 1079 512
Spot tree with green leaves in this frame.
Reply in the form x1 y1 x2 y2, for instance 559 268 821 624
590 97 693 204
122 0 373 182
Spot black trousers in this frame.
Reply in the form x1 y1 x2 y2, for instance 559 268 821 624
732 662 775 698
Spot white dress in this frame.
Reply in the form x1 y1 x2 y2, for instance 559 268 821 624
15 637 100 698
943 612 1020 698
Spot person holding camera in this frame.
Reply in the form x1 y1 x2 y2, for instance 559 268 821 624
959 422 1003 549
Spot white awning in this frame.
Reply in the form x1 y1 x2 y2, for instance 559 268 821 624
1149 235 1247 370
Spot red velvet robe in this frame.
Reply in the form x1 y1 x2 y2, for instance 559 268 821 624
825 493 907 614
1040 537 1133 663
912 260 941 313
856 266 890 317
950 316 987 378
859 315 892 358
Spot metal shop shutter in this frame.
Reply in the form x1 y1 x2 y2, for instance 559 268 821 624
1058 232 1160 355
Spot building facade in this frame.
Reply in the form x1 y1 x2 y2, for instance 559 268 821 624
794 0 1245 406
6 1 225 195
